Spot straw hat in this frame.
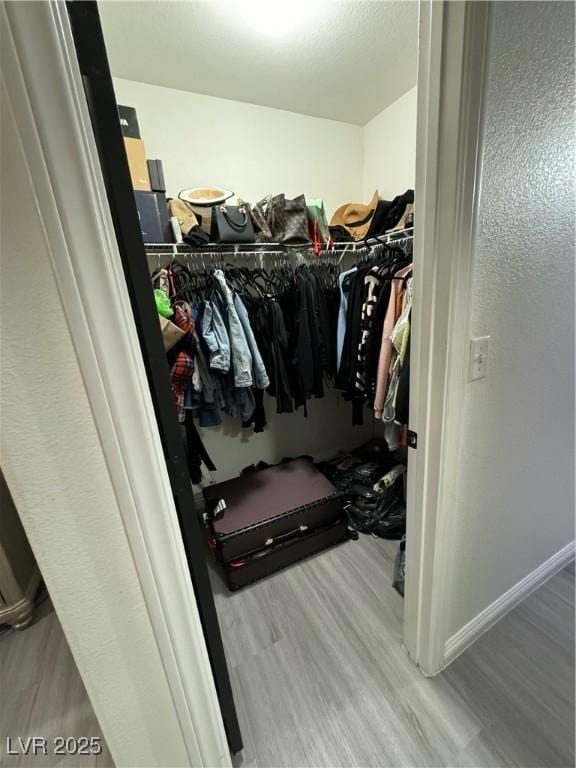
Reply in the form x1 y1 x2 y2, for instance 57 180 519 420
178 188 234 206
329 191 379 241
177 188 234 234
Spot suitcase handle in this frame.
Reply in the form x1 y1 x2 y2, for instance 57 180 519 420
228 524 312 567
264 524 308 547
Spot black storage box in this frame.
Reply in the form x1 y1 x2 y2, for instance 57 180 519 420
134 191 170 243
147 159 166 193
118 105 141 139
204 459 348 590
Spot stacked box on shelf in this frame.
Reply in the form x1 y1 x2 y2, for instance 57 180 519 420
119 104 170 243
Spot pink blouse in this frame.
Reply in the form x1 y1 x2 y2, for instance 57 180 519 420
373 264 413 418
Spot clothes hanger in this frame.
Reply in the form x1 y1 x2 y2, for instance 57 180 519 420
170 261 195 300
239 266 266 299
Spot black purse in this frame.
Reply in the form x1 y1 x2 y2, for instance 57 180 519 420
211 204 255 243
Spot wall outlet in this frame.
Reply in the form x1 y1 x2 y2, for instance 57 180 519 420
468 336 490 381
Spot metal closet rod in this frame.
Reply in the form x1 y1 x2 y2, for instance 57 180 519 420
144 227 414 257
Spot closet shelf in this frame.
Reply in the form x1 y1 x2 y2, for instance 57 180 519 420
144 227 414 255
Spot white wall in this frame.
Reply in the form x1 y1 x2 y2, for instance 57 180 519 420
446 1 575 640
0 81 190 768
113 77 364 219
113 77 373 481
199 390 372 484
363 87 417 200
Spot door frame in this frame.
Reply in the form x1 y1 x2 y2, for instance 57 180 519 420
404 0 489 675
2 0 490 763
63 0 242 753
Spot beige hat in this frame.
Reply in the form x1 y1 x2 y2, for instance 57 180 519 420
177 189 234 234
329 191 379 241
178 187 234 206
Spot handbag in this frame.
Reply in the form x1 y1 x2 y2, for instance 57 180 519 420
267 194 311 244
211 204 255 243
159 315 186 351
306 198 331 252
240 198 274 243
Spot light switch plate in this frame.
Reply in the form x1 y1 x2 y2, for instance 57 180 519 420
468 336 490 381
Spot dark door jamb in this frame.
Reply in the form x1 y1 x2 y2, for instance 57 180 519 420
65 1 242 754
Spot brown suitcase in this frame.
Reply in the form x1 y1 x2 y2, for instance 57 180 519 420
224 519 349 590
204 459 348 589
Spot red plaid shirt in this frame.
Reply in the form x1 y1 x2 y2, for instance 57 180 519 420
169 302 195 420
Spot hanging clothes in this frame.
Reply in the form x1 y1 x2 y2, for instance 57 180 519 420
334 241 412 426
363 278 392 398
184 411 216 483
373 263 413 419
168 301 195 421
335 266 366 395
201 300 230 373
213 269 254 388
382 277 413 424
151 235 413 463
395 332 411 426
250 297 294 414
336 265 357 370
154 257 341 436
355 266 390 395
234 293 270 390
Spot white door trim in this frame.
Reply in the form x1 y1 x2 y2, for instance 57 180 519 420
404 0 490 675
1 2 230 765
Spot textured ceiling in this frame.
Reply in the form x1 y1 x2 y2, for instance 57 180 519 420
98 1 418 125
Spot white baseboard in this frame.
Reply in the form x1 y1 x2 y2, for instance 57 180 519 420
443 541 575 667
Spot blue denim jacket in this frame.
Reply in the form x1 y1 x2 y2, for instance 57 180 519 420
234 295 270 389
201 300 230 373
214 270 253 387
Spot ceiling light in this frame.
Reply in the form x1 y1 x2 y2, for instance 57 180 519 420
237 0 309 36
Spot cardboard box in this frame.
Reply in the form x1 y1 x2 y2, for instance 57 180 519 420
124 138 151 191
134 191 171 243
118 105 141 139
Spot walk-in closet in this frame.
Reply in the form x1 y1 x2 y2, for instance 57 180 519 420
3 1 574 765
96 2 420 762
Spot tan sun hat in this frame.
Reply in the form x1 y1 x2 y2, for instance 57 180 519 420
329 191 379 241
178 187 234 206
168 199 199 235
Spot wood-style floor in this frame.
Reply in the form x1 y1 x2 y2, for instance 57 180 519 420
1 546 573 768
211 538 575 768
0 599 113 768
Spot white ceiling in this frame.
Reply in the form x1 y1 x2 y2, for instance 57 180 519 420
98 1 418 125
